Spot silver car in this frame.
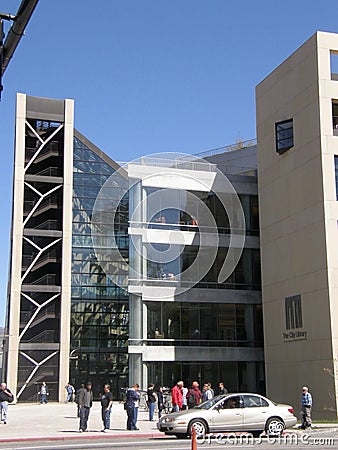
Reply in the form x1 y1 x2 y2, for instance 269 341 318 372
157 393 297 438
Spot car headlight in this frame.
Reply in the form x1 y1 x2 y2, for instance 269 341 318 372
162 417 175 423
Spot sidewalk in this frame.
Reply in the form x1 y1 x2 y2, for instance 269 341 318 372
0 402 163 443
0 402 337 444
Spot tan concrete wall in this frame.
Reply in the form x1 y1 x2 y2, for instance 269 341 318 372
256 32 338 418
6 93 26 400
59 99 74 401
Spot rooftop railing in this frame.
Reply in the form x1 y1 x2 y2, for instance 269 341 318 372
129 338 263 348
195 138 257 158
128 156 216 172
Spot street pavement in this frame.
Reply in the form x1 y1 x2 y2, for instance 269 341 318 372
0 402 162 443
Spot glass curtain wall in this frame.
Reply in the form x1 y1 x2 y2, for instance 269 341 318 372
70 137 129 399
147 361 265 395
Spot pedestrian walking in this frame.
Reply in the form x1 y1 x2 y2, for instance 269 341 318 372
157 386 165 418
300 386 312 429
171 380 183 412
0 383 14 424
125 383 140 430
39 381 49 404
147 383 157 421
208 382 214 397
186 381 202 409
65 382 75 403
78 381 93 432
100 384 113 432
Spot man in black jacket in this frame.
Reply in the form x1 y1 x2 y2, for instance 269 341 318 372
147 383 157 421
78 382 93 432
0 383 14 424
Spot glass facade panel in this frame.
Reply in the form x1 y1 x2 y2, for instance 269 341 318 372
146 361 265 395
146 302 262 346
71 137 129 398
144 187 258 235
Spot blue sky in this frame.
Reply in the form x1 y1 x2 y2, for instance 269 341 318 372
1 0 338 325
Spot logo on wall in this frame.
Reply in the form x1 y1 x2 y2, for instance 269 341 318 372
283 294 307 342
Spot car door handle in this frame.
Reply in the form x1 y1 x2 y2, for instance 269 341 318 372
235 413 241 415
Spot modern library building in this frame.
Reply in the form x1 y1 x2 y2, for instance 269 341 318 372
3 31 338 418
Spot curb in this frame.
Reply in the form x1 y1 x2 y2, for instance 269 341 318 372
0 432 167 444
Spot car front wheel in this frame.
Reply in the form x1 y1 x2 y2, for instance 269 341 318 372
265 417 285 436
189 419 208 438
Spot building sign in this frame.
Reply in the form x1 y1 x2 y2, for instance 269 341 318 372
283 330 307 342
283 294 307 342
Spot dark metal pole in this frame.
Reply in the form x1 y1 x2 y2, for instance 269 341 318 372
2 0 39 76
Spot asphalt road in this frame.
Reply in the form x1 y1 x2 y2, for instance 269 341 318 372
3 429 338 450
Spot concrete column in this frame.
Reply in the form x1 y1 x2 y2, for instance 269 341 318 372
128 179 143 386
58 99 74 401
6 93 26 399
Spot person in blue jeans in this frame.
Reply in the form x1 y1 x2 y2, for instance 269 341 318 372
100 384 113 432
39 381 49 404
125 384 140 430
78 381 93 432
147 383 157 421
65 383 75 403
0 383 14 424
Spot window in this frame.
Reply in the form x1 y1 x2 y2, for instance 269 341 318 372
333 103 338 135
335 156 338 200
221 396 242 409
330 51 338 81
285 295 302 330
275 119 294 154
243 395 268 408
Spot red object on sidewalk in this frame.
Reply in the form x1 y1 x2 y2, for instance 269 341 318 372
191 426 197 450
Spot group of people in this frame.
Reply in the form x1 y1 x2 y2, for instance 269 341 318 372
171 380 228 411
75 382 113 433
0 378 314 432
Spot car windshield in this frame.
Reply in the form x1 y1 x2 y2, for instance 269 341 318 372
195 395 226 410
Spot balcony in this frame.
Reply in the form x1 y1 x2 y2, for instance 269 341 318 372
138 338 263 347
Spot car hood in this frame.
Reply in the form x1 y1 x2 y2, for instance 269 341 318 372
160 409 202 420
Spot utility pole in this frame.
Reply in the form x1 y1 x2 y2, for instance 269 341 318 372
0 0 39 98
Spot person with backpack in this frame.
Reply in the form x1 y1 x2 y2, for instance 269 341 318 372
0 383 14 424
186 381 202 409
